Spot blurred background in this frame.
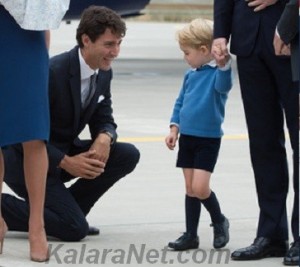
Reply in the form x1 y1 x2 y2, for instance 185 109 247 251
131 0 214 22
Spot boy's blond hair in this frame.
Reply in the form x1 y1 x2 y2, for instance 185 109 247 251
176 18 213 50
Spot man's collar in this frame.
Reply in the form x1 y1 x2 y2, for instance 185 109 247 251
78 49 98 79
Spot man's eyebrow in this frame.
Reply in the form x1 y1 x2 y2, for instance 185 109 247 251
103 39 123 45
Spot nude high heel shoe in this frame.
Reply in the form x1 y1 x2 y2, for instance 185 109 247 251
0 219 8 254
30 250 50 263
29 228 49 262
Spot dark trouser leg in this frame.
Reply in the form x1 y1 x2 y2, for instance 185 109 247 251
185 195 201 237
237 53 295 240
65 142 140 215
284 82 299 242
292 168 299 241
291 112 299 240
2 186 88 241
2 146 88 241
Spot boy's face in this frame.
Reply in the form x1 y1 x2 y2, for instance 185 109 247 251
180 44 210 69
82 28 123 71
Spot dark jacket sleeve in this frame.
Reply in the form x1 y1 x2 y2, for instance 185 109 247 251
213 0 234 41
277 0 298 44
47 143 65 170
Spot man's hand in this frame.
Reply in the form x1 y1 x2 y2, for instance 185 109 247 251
246 0 278 12
59 150 105 179
273 32 291 56
89 133 111 163
211 38 229 67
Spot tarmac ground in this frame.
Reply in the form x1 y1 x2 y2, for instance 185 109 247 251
0 21 294 267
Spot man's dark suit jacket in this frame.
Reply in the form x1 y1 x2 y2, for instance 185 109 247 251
214 0 289 56
277 0 299 81
47 46 118 174
213 0 298 242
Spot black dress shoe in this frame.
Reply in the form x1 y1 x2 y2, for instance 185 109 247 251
231 237 288 260
88 226 100 236
210 216 230 249
168 233 199 251
283 241 300 266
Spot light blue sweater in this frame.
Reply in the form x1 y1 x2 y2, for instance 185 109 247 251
170 62 233 138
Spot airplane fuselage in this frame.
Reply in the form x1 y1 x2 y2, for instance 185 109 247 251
64 0 151 19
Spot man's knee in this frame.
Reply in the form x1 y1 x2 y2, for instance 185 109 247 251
124 143 140 173
54 217 89 242
112 142 140 175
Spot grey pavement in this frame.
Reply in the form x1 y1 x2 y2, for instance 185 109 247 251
1 21 294 267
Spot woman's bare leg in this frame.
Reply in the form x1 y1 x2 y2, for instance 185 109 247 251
23 140 48 262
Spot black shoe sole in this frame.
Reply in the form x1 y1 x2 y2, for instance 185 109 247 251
168 243 199 251
231 249 286 261
214 239 229 249
283 258 299 266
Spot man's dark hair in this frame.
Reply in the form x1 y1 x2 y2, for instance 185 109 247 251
76 6 126 48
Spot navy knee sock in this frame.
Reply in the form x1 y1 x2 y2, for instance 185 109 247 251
200 191 224 224
185 195 201 237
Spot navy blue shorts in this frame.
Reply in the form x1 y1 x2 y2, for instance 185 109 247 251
176 134 221 172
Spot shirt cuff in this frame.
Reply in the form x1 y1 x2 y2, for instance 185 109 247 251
275 27 281 38
219 57 232 71
170 122 179 128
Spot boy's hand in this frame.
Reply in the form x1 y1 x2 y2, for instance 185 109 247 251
212 38 228 67
165 126 179 150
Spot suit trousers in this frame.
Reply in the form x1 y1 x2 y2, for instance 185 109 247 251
2 141 140 241
236 39 299 241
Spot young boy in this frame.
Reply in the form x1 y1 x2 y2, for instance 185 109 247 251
165 18 232 250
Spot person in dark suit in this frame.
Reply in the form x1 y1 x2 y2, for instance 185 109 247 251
273 1 299 265
212 0 298 264
1 6 140 242
274 0 299 81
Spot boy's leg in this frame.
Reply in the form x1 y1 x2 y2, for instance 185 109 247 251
192 169 229 249
168 168 200 251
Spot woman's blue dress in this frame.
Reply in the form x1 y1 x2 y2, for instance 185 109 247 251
0 6 50 147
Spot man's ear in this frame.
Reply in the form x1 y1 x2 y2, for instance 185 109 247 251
81 34 91 48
